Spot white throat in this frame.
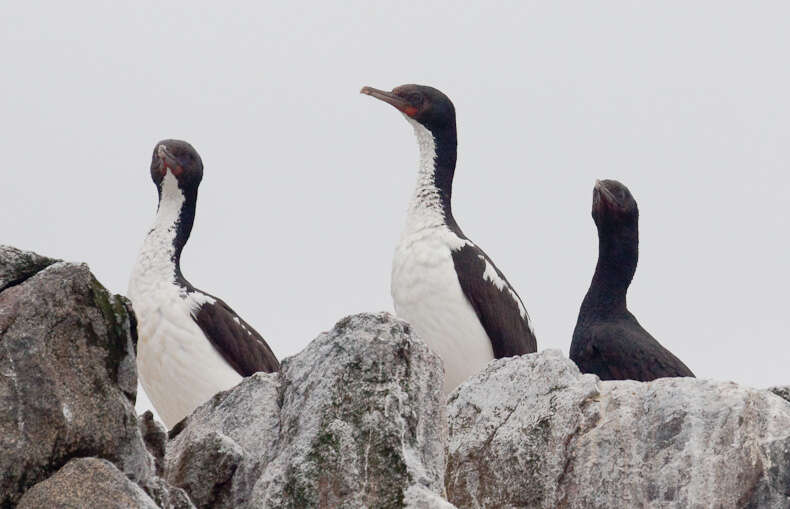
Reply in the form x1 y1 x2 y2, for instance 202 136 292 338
404 117 446 233
131 172 185 287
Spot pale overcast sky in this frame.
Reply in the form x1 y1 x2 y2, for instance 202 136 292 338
2 2 788 418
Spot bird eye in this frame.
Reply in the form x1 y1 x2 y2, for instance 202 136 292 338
408 93 422 105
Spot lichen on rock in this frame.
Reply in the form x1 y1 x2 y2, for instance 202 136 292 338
4 244 789 509
167 312 451 508
0 246 189 508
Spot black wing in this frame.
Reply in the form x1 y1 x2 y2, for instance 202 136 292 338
451 243 537 358
570 318 694 381
190 292 279 377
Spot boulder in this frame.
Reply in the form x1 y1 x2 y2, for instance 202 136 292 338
0 246 190 508
17 457 159 509
447 350 790 509
165 372 281 508
0 253 150 505
166 312 453 508
6 244 786 508
0 245 57 292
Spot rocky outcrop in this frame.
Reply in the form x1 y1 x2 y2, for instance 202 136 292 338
0 246 189 508
0 250 145 505
166 312 449 508
447 350 790 509
3 245 788 508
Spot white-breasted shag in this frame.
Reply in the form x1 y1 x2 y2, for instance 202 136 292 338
362 84 537 394
128 140 278 428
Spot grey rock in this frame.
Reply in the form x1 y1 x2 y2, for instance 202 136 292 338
447 349 790 509
17 457 158 509
404 485 459 509
140 410 168 477
138 411 196 509
166 372 281 508
138 475 196 509
0 245 57 292
769 386 790 404
0 255 152 506
167 312 453 508
252 312 449 508
169 429 244 508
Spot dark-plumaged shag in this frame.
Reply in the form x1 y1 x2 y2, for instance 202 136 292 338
570 179 694 381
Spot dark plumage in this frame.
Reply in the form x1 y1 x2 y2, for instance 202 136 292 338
152 140 279 378
130 139 279 427
190 289 279 377
570 179 694 381
451 244 537 357
361 84 536 393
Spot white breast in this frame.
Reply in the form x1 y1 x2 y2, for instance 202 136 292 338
391 117 496 394
128 172 241 428
129 281 242 428
392 227 495 394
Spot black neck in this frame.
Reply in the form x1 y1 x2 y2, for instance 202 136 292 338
429 124 458 225
158 184 198 281
579 226 639 317
433 124 457 209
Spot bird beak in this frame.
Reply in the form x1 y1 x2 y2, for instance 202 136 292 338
594 179 617 204
360 86 413 115
157 145 183 176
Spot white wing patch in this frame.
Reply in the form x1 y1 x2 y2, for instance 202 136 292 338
479 254 533 330
232 315 252 335
186 291 216 316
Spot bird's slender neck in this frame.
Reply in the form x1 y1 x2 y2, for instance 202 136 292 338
141 172 198 282
404 117 458 232
580 225 639 317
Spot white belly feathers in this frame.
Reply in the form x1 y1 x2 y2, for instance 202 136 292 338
128 171 241 428
130 281 242 429
391 227 495 394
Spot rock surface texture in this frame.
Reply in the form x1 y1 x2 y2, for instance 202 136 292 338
3 245 788 509
166 312 450 508
447 350 790 509
770 386 790 405
17 457 160 509
0 246 190 508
